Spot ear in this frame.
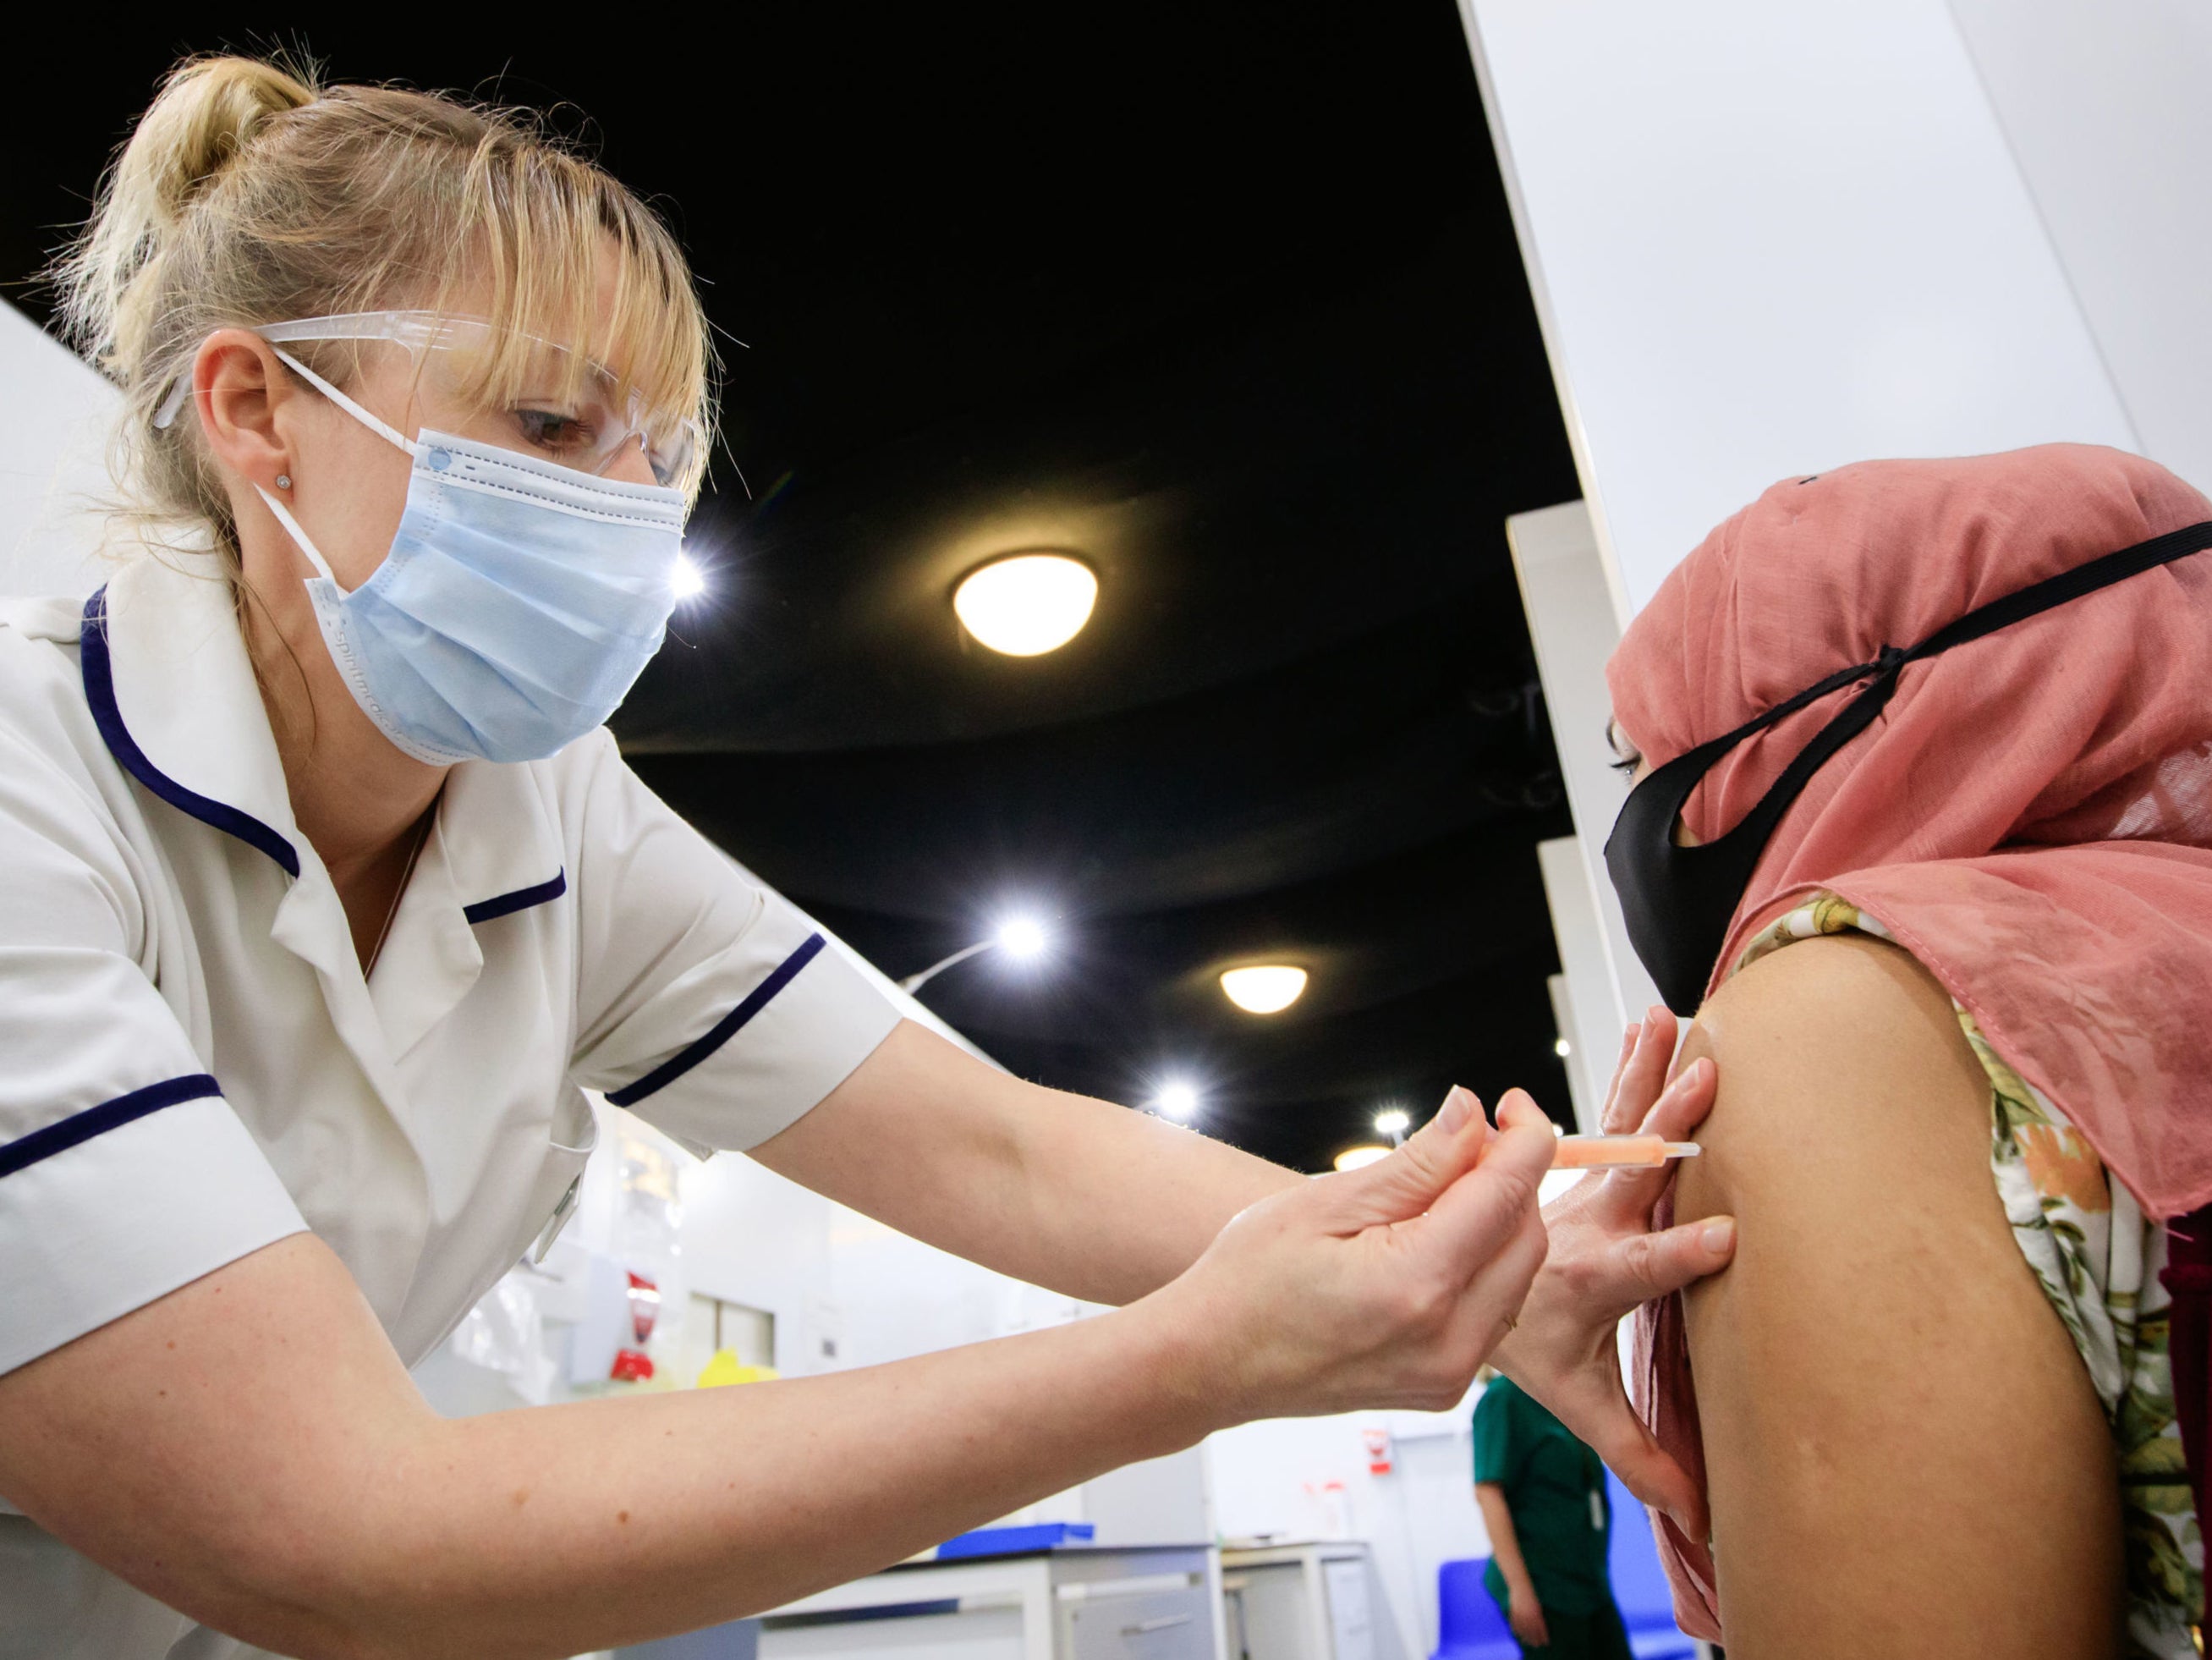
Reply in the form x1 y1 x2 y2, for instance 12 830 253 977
190 330 301 495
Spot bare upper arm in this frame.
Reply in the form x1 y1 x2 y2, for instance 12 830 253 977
0 1232 436 1648
1671 931 1995 1245
1660 932 2122 1655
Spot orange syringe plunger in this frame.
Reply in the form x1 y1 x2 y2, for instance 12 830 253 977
1550 1135 1701 1170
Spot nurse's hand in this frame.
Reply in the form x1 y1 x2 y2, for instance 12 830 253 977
1491 1009 1733 1539
1155 1087 1556 1421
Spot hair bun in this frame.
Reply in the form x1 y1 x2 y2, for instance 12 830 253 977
128 56 316 225
51 55 316 379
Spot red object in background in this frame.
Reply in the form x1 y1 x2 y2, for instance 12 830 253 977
609 1347 656 1382
625 1270 661 1344
1362 1426 1393 1475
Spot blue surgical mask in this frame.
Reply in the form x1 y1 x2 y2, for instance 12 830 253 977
253 349 689 767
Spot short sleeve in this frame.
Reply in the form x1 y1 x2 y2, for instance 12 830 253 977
1472 1379 1521 1486
0 728 306 1377
564 733 900 1152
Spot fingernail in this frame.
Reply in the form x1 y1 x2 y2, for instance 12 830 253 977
1646 1004 1668 1026
1438 1086 1475 1135
1701 1217 1737 1252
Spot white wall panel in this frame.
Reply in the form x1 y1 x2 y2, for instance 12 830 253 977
0 298 115 598
1462 0 2136 617
1947 0 2212 496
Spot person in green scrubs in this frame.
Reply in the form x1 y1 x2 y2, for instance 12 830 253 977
1472 1371 1632 1657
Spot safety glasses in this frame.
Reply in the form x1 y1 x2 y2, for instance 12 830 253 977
153 310 701 488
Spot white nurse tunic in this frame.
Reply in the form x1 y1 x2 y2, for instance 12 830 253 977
0 550 899 1658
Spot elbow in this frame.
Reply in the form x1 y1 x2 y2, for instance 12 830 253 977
182 1528 408 1660
178 1467 457 1660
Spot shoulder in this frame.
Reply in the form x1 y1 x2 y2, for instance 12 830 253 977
532 726 640 821
1693 930 1962 1074
0 592 108 768
0 593 88 646
1677 930 1994 1218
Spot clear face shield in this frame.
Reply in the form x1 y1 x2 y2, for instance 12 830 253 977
152 310 701 490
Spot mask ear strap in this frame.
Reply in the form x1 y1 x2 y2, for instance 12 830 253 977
270 348 416 457
254 484 342 587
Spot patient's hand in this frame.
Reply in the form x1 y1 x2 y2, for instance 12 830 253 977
1491 1009 1734 1539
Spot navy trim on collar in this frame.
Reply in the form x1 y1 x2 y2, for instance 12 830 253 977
464 868 567 925
606 933 826 1108
0 1074 223 1179
81 588 301 877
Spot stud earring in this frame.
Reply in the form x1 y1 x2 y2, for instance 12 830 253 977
275 473 292 491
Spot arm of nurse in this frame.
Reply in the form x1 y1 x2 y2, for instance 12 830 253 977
748 1016 1307 1306
0 1089 1556 1660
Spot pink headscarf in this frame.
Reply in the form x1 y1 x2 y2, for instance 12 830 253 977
1606 444 2212 1635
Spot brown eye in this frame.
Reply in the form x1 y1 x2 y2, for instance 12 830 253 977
514 408 592 453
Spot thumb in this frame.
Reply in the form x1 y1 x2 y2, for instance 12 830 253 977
1583 1401 1710 1545
1316 1085 1487 1229
1601 1216 1738 1316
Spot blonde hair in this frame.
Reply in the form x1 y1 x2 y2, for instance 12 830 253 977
50 53 715 566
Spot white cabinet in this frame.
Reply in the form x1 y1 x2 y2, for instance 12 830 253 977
1220 1543 1390 1660
755 1545 1219 1660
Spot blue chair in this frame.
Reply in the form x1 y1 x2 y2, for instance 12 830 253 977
1605 1470 1699 1659
1432 1558 1521 1660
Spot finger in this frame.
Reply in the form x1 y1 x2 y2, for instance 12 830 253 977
1477 1211 1551 1350
1490 1086 1556 1140
1588 1058 1717 1221
1597 1021 1640 1127
1585 1404 1710 1543
1413 1091 1555 1267
1316 1084 1488 1230
1636 1053 1716 1141
1595 1216 1737 1315
1600 1008 1675 1134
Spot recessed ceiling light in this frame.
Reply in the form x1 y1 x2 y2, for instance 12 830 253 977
1334 1144 1390 1172
1373 1108 1410 1137
996 915 1051 961
671 552 706 600
1219 965 1308 1014
953 552 1098 655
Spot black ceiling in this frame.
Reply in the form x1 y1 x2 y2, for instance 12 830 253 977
5 6 1584 1171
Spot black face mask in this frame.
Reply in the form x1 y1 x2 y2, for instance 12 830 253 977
1604 519 2212 1016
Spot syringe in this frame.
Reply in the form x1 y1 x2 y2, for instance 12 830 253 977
1550 1135 1700 1170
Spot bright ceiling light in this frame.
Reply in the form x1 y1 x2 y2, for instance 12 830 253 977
671 552 706 600
1373 1108 1410 1137
953 553 1098 656
1553 1036 1571 1058
1219 965 1308 1015
1154 1080 1201 1123
996 915 1051 962
1334 1144 1390 1172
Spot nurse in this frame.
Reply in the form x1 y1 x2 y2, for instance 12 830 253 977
0 57 1730 1660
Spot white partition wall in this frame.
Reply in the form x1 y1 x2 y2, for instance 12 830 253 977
1948 1 2212 497
1 298 117 599
1458 0 2143 618
1511 503 1660 1052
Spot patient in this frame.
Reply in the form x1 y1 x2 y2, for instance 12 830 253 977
1604 446 2212 1658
